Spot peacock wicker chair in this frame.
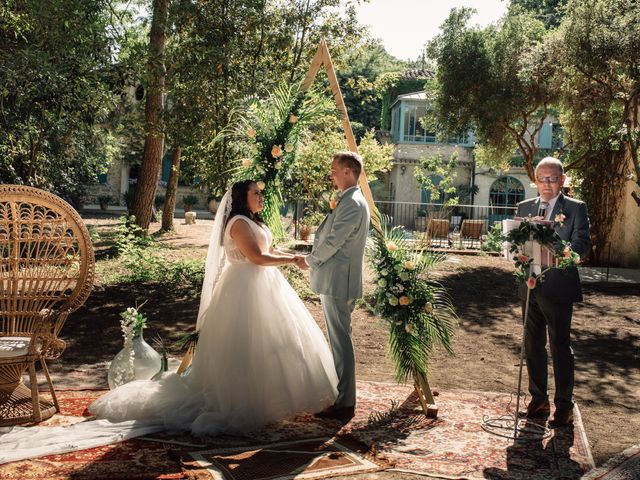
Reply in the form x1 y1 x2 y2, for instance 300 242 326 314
0 185 95 426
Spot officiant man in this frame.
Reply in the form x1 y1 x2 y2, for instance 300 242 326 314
516 157 590 427
298 151 370 422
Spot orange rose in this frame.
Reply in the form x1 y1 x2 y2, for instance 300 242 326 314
526 276 537 289
247 128 256 138
329 199 338 210
399 296 410 306
386 241 398 252
271 145 283 158
241 158 251 167
289 114 298 124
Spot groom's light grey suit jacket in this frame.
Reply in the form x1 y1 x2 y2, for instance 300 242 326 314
307 187 370 300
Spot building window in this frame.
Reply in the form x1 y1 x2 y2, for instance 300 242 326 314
489 176 524 214
403 102 435 143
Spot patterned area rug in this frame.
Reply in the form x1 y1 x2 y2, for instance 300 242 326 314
581 444 640 480
186 437 382 480
339 382 595 480
0 382 596 480
0 389 185 479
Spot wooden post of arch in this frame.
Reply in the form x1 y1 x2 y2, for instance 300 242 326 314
300 39 438 418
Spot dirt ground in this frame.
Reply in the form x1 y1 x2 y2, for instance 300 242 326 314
52 217 640 472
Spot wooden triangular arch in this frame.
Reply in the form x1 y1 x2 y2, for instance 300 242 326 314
300 40 438 418
299 39 382 234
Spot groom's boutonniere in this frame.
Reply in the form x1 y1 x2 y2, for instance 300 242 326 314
554 211 566 226
328 190 342 211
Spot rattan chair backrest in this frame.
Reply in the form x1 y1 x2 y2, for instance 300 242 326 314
460 219 484 239
0 185 95 338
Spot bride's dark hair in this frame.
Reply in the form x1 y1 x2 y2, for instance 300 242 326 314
227 180 265 226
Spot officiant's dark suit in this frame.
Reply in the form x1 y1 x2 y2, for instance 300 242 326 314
516 157 590 427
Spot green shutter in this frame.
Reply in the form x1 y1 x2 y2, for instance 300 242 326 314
538 123 552 149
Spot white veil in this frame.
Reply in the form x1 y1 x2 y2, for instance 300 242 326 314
196 189 232 331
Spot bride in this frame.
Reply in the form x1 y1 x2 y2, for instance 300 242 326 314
0 180 338 463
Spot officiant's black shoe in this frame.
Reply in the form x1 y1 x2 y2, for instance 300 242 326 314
549 408 573 427
314 405 355 422
520 399 550 419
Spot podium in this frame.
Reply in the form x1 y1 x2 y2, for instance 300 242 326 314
481 218 555 440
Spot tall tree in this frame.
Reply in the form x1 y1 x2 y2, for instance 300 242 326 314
132 0 169 230
557 0 640 262
426 7 559 180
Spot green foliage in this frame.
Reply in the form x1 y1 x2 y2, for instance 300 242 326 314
113 215 204 289
427 7 558 178
510 0 568 29
481 223 503 253
289 124 393 213
337 40 406 134
167 0 368 194
0 0 127 200
181 194 199 208
367 221 456 382
414 151 460 206
98 194 113 205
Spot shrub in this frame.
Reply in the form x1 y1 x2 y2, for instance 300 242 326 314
481 223 503 253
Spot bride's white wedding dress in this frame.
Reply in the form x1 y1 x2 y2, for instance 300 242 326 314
0 215 338 464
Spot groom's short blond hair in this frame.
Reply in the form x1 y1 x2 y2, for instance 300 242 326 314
334 151 363 178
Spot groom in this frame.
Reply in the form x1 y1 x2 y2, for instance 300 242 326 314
299 151 370 422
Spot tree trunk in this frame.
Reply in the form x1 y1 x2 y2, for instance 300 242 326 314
132 0 169 231
161 146 181 231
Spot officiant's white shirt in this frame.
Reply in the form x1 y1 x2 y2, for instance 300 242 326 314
540 193 561 221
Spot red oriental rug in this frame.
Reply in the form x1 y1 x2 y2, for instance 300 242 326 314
0 382 596 480
0 389 185 480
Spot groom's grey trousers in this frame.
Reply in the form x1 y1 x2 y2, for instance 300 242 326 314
320 295 356 407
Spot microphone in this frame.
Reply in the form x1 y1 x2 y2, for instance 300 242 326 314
538 201 549 219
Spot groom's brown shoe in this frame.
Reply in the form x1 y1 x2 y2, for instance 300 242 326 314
519 399 551 419
314 405 355 422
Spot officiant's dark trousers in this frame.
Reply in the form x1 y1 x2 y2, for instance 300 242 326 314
524 290 575 411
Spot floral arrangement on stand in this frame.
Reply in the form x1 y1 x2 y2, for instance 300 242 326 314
235 84 330 241
505 217 581 288
367 221 457 383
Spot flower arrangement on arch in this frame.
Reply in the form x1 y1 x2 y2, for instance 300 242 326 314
367 221 456 382
234 84 331 241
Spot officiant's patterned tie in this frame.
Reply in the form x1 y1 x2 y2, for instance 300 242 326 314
538 201 549 219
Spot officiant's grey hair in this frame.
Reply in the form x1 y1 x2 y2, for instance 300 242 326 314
535 157 564 176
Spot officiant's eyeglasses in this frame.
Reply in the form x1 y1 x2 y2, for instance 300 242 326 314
535 176 560 184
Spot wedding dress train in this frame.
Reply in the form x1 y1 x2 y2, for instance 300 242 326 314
0 215 338 464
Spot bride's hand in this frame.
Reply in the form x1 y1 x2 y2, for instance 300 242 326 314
293 255 309 269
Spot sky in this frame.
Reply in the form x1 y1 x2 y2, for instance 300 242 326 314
354 0 509 61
